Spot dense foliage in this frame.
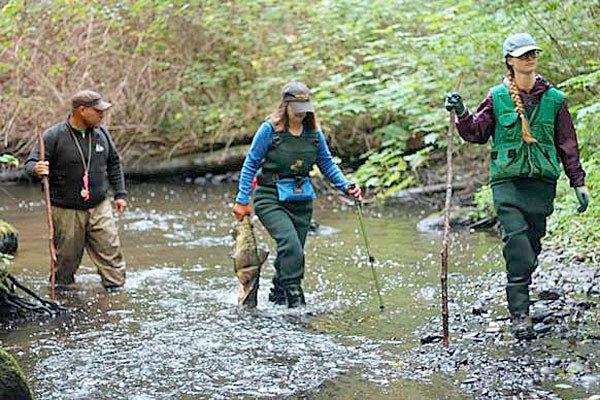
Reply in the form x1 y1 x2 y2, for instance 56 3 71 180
0 0 598 257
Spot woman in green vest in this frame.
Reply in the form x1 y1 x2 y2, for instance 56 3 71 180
445 33 590 340
233 82 362 308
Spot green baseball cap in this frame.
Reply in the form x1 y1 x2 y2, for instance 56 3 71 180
503 33 542 57
281 81 314 113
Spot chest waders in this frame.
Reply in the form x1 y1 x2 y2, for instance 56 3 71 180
253 124 319 307
489 85 563 320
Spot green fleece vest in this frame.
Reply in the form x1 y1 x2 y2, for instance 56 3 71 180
489 84 565 184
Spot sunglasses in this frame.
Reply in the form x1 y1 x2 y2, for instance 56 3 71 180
517 50 539 60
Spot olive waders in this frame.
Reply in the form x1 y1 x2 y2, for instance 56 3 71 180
493 179 555 316
254 124 319 308
52 198 126 289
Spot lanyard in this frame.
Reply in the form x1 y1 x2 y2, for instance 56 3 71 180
67 124 93 200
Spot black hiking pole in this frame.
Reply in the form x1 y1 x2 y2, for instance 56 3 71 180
349 185 384 312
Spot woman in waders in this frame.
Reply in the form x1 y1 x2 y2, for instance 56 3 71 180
445 33 590 340
233 82 362 308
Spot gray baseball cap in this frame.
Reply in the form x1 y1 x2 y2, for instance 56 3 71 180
71 90 112 111
502 33 542 57
281 81 314 113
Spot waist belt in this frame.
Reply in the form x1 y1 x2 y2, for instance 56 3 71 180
258 171 309 186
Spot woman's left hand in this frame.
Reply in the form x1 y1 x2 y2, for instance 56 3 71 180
575 186 590 213
347 184 363 203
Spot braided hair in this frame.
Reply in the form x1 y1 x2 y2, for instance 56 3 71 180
505 69 537 144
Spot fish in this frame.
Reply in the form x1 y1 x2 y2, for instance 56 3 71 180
232 216 268 307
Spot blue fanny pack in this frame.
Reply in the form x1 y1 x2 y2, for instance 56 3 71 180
276 177 316 202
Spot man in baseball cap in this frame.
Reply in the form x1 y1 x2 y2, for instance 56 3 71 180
25 89 127 292
71 89 112 111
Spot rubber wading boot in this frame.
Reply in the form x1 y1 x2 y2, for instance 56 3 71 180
268 282 286 305
284 284 306 309
511 314 536 341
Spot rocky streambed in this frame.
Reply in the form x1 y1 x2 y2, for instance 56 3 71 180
399 244 600 399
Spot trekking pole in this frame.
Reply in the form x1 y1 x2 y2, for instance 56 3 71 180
37 127 58 301
349 185 384 312
440 73 463 347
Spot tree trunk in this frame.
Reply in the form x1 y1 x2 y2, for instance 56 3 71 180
124 145 249 181
0 146 250 183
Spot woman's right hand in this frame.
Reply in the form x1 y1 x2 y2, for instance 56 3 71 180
444 92 466 116
232 203 253 221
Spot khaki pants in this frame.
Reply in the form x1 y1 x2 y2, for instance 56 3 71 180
52 198 126 288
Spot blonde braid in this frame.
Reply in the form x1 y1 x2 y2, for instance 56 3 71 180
505 71 537 144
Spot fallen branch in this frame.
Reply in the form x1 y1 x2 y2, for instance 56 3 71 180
388 182 468 198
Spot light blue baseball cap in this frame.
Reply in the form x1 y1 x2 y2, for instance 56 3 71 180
502 33 542 57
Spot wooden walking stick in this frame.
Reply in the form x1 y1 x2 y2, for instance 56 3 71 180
440 73 463 347
37 128 58 300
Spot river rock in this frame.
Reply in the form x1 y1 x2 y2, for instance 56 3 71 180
472 300 487 316
485 322 501 334
580 375 599 389
0 219 18 255
575 301 592 310
566 362 585 375
0 348 33 399
554 383 572 389
533 323 552 335
538 289 562 301
539 366 556 376
531 310 553 323
420 334 443 345
461 377 478 385
416 207 477 232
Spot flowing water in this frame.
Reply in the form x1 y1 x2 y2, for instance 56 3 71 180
0 182 501 399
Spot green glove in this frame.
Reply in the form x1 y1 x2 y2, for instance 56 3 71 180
575 186 590 213
445 92 466 116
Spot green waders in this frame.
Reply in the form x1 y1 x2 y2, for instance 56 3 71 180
254 125 318 307
492 178 556 317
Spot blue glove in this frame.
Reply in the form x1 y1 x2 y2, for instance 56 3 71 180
575 186 590 213
444 92 466 116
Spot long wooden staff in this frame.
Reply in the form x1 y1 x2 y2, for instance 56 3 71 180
37 128 58 300
440 74 463 347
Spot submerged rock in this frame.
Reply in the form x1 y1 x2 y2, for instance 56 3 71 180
0 348 33 400
0 219 18 255
416 207 478 232
420 334 443 344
